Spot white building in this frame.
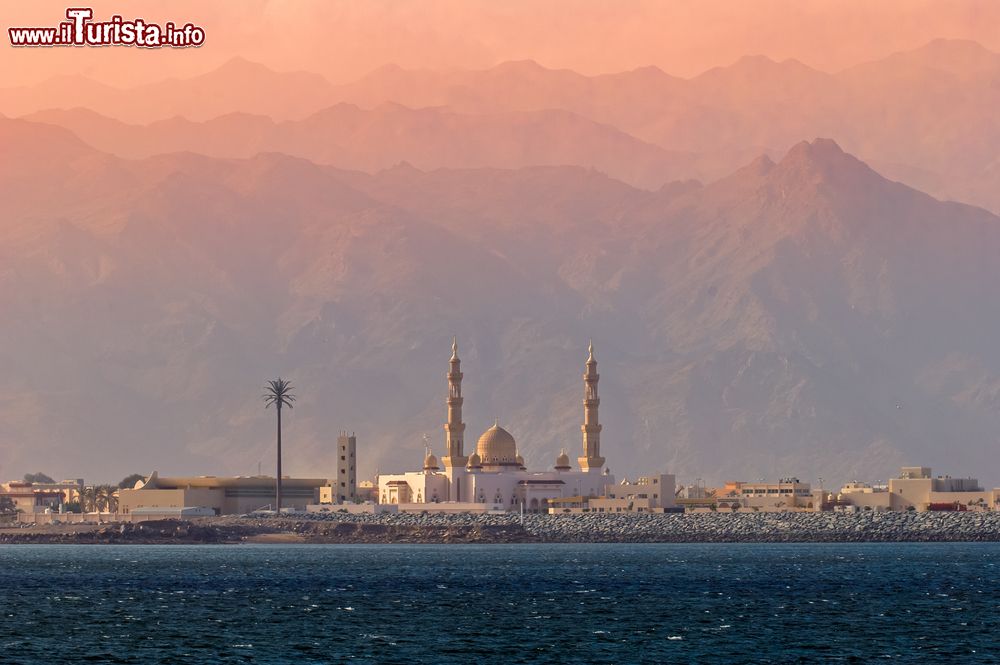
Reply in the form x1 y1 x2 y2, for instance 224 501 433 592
378 340 616 513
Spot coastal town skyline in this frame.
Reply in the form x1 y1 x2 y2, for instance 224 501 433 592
7 336 1000 492
6 1 1000 501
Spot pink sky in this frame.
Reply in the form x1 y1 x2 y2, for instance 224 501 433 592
2 0 999 87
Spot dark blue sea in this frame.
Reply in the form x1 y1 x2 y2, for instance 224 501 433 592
1 543 999 663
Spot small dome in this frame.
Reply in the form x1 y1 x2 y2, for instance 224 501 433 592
554 450 571 470
423 452 439 471
467 452 482 469
476 423 519 466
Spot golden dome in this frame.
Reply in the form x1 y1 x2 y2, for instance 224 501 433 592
467 452 482 469
554 450 571 470
476 423 519 466
423 452 439 471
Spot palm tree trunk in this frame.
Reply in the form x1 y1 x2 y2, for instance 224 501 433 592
276 405 283 512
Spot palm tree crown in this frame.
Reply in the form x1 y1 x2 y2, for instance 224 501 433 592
263 378 296 410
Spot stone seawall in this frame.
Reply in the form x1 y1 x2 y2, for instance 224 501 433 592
4 512 1000 544
267 510 1000 543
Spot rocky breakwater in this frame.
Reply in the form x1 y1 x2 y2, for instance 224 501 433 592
261 510 1000 543
0 520 247 544
222 516 539 544
5 511 1000 544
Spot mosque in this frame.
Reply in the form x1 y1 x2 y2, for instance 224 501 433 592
377 339 616 512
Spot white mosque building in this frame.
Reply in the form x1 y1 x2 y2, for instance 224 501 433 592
377 339 616 512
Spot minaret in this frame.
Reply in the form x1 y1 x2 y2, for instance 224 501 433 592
441 337 468 471
578 340 605 472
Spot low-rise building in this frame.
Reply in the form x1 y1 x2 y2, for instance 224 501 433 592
356 480 377 503
0 481 65 514
587 474 676 513
732 478 817 511
119 472 327 515
834 467 1000 512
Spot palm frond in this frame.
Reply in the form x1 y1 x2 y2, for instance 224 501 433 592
262 377 296 408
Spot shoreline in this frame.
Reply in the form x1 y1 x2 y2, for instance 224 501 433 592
5 511 1000 545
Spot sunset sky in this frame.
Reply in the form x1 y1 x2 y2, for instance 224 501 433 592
3 0 1000 87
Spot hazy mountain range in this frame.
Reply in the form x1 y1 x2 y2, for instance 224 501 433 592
5 39 1000 486
3 104 1000 486
7 39 1000 213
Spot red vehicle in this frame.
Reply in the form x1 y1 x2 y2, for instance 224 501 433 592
927 502 967 512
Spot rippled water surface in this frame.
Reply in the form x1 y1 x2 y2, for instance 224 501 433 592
2 543 999 663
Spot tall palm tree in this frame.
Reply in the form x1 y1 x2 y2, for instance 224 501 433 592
98 486 118 514
263 378 296 512
94 487 108 513
81 486 97 513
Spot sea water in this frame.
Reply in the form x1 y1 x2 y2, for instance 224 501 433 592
1 543 998 663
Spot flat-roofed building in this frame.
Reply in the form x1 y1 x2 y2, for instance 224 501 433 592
119 472 326 515
0 481 65 514
732 478 817 511
588 474 676 513
833 467 1000 512
888 467 997 511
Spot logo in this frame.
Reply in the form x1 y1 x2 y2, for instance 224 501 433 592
9 8 205 48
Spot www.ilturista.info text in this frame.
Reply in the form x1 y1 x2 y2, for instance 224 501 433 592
8 8 205 48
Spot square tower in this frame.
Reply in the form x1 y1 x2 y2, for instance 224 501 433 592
336 432 357 503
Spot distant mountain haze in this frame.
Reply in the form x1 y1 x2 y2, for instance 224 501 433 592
2 118 999 487
22 105 704 190
8 39 1000 213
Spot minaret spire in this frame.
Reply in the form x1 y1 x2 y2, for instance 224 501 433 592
442 337 468 471
578 340 605 472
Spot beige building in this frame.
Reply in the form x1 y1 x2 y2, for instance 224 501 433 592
356 480 377 503
735 478 816 510
1 481 64 514
833 467 1000 512
1 479 84 513
677 479 820 512
119 472 327 515
550 474 677 513
378 340 623 513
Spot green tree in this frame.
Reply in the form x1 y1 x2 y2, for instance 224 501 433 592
0 496 14 514
118 474 145 489
99 486 119 513
23 472 55 484
263 378 296 512
81 486 98 513
95 486 110 512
